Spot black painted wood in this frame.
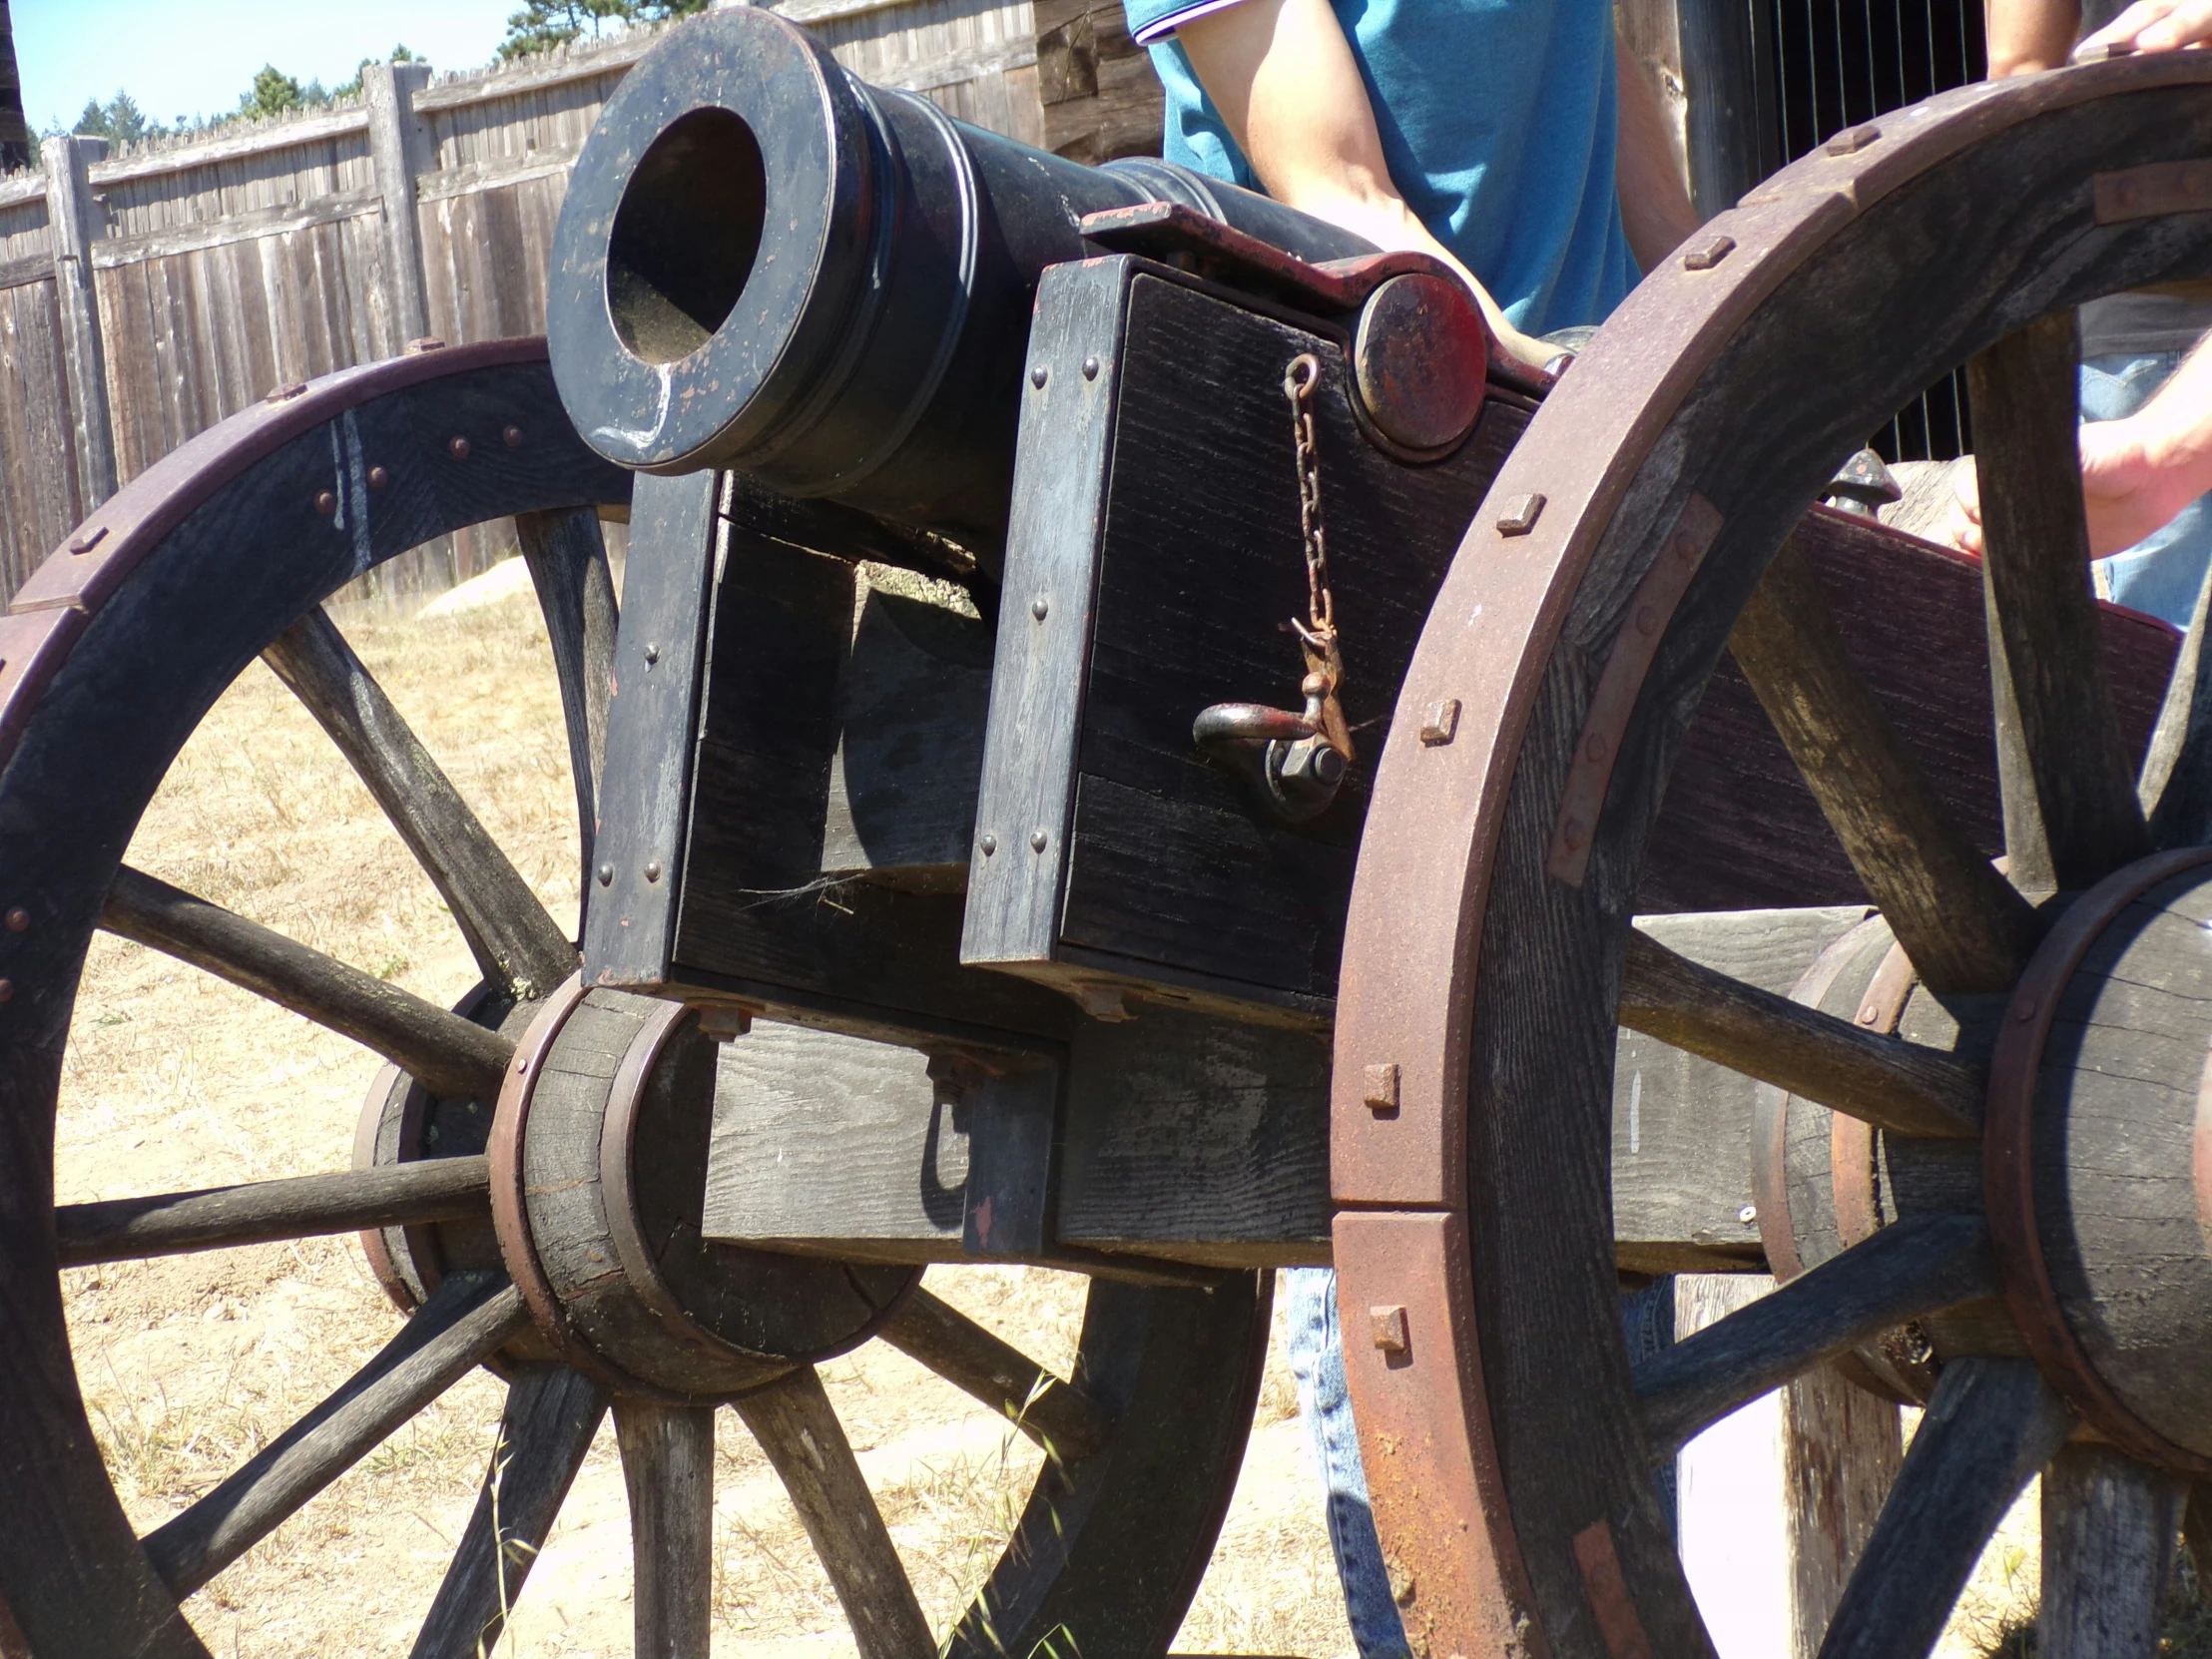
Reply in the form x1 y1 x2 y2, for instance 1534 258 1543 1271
410 1364 608 1659
615 1399 717 1659
262 605 576 998
518 506 619 895
143 1273 527 1598
876 1287 1112 1460
1634 1213 1996 1458
1817 1360 2075 1659
100 863 513 1101
55 1156 490 1267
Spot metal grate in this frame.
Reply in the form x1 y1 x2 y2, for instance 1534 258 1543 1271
1762 0 1987 458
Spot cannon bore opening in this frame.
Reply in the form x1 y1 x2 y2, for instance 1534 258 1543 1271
606 108 767 365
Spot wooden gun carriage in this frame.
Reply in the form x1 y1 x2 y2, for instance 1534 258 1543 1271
11 9 2212 1657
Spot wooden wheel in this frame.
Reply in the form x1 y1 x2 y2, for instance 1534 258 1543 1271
0 342 1267 1657
1336 56 2212 1659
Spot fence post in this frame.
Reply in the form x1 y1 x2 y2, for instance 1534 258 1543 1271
363 62 435 346
40 134 117 510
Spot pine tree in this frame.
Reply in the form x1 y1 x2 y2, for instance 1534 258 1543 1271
236 65 331 122
498 0 713 63
0 0 29 171
73 91 164 145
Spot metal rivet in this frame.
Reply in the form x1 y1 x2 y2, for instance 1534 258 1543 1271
597 863 614 887
367 465 389 490
644 860 663 883
644 642 661 664
1583 732 1608 764
1082 355 1100 380
1561 818 1587 853
979 832 997 855
1826 124 1881 156
1634 605 1661 636
1031 365 1049 388
1370 1305 1409 1355
4 908 25 933
2016 997 2038 1022
1496 493 1545 536
503 424 524 449
1364 1062 1399 1114
448 436 471 460
68 525 107 555
1681 233 1736 272
314 491 337 516
1419 700 1460 747
0 979 15 1003
1858 1003 1879 1025
1030 830 1048 853
1739 1204 1758 1225
1030 597 1049 621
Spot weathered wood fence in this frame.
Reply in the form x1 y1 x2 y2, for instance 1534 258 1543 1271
0 0 1161 602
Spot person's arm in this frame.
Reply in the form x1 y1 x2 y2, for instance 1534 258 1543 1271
1985 0 2082 74
2076 0 2212 55
1612 38 1699 268
1177 0 1554 367
1946 333 2212 558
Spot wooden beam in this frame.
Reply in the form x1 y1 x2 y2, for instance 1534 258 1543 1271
38 135 114 509
615 1400 716 1659
876 1286 1113 1460
363 61 434 348
2038 1444 2182 1658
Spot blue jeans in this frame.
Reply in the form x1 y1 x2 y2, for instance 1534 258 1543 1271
2081 350 2212 628
1283 1268 1677 1657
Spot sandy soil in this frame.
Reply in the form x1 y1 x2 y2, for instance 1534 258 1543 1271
54 563 1354 1658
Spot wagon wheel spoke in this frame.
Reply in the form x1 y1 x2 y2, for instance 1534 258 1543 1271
142 1272 527 1599
100 863 513 1100
1618 928 1982 1137
877 1285 1114 1460
412 1365 609 1659
1634 1212 1996 1458
614 1399 718 1659
1816 1359 2075 1659
2138 554 2212 845
733 1365 936 1659
518 507 620 889
55 1155 490 1267
2037 1443 2184 1657
1731 534 2038 992
1965 311 2152 893
262 606 577 997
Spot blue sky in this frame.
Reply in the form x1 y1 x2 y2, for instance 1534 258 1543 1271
13 2 587 134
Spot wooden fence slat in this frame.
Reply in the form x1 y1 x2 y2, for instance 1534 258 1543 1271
39 135 117 508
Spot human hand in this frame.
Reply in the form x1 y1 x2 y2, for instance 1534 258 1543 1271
1940 417 2204 560
2075 0 2212 58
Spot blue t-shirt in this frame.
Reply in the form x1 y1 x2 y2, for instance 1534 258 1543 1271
1123 0 1637 335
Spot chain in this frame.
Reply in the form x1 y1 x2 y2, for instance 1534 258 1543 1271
1284 353 1351 760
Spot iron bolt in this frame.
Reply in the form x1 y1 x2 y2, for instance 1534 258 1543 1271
367 466 389 490
313 491 337 516
979 833 997 855
1030 597 1048 621
68 525 107 555
1030 830 1048 853
1082 356 1100 380
503 425 524 449
1030 364 1049 388
645 860 663 883
448 436 471 460
1738 1205 1758 1225
1364 1062 1399 1113
644 643 661 664
597 863 614 886
0 979 15 1003
1370 1305 1409 1355
4 908 26 932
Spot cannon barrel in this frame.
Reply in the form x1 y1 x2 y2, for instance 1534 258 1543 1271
547 7 1373 552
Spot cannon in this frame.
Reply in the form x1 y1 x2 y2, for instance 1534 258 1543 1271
7 7 2212 1656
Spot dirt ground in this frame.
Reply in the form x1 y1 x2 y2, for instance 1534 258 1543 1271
51 554 2054 1657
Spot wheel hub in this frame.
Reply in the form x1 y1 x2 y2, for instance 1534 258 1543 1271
1987 847 2212 1473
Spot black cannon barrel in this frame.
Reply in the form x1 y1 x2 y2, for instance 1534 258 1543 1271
548 7 1373 551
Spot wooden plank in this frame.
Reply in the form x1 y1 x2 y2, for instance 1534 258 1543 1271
88 110 371 187
2038 1444 2182 1658
99 863 515 1101
615 1400 717 1659
39 135 116 508
89 193 378 268
54 1156 490 1267
363 59 436 349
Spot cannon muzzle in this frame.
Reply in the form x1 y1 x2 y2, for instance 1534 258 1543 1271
548 7 1372 553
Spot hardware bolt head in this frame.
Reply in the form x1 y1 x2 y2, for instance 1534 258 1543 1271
1561 818 1587 853
1031 597 1049 621
68 525 107 554
367 465 389 490
644 642 661 664
503 425 524 449
979 833 997 855
1370 1305 1410 1355
644 860 663 883
3 908 25 932
448 436 471 459
1030 830 1048 853
314 491 337 516
597 863 614 887
1030 365 1049 388
1082 355 1100 380
1739 1205 1758 1225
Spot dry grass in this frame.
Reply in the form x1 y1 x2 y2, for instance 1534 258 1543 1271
52 563 1355 1658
